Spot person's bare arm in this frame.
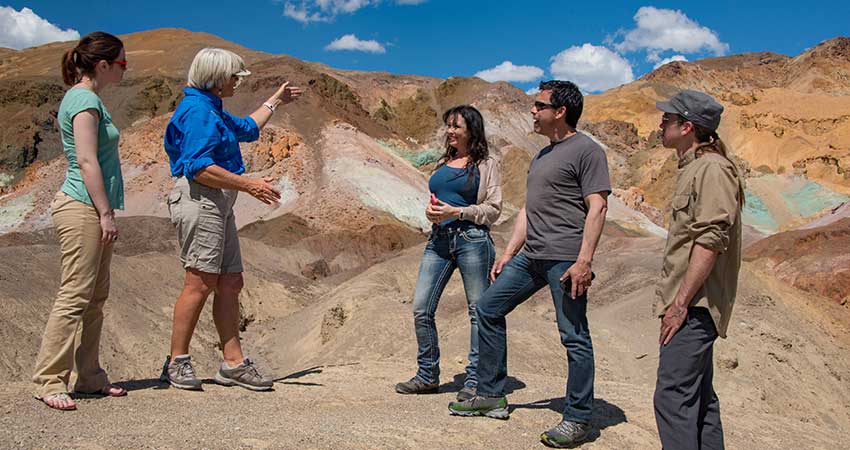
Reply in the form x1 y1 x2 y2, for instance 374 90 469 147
73 109 117 243
490 206 528 282
194 165 281 205
560 192 608 298
248 81 303 129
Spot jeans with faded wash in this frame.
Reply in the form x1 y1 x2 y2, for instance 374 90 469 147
476 252 595 424
412 222 494 387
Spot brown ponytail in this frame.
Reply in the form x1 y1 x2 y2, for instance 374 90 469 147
60 31 124 86
694 125 746 208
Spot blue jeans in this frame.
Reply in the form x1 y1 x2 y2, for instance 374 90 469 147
412 223 495 386
476 252 595 424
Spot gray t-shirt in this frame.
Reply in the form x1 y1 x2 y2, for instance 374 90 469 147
521 132 611 261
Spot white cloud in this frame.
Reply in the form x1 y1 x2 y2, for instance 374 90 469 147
283 3 331 23
474 61 544 83
325 34 386 53
653 54 687 69
526 87 540 95
0 6 79 50
284 0 425 23
549 44 634 93
615 7 729 56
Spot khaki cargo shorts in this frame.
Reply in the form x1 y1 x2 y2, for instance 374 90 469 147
167 177 243 274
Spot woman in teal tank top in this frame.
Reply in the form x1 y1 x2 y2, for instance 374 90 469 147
32 32 128 411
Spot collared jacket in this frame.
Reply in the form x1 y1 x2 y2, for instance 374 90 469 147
164 87 260 181
655 150 743 338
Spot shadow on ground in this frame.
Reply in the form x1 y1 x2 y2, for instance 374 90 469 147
511 396 627 438
438 373 527 395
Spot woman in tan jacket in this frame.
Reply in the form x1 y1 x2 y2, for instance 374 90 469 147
395 105 502 401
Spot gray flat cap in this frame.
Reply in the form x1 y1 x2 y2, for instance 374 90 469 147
656 90 724 131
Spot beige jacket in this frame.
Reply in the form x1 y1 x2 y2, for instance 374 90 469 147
655 151 743 338
432 155 502 227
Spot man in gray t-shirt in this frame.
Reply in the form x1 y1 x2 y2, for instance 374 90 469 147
524 132 611 260
449 80 611 449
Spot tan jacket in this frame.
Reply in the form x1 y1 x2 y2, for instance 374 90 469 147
432 155 503 227
655 151 743 338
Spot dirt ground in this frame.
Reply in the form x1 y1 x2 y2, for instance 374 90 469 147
3 228 849 450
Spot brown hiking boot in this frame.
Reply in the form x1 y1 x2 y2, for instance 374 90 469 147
395 377 438 394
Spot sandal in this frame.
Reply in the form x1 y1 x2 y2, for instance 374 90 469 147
38 393 77 411
100 384 127 397
75 383 128 398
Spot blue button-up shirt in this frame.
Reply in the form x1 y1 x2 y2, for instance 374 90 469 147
164 87 260 181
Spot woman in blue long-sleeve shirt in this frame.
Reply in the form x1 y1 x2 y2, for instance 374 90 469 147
162 48 301 391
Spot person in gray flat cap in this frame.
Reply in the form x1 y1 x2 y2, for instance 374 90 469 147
653 89 745 450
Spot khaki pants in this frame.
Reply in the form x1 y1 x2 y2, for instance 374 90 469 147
32 192 113 397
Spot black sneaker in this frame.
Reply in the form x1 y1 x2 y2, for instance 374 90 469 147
540 420 590 448
395 377 439 394
448 395 509 420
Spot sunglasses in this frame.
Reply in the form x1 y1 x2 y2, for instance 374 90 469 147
231 74 245 89
111 59 128 69
533 101 558 110
661 114 685 125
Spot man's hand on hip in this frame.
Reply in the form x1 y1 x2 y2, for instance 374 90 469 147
659 304 688 345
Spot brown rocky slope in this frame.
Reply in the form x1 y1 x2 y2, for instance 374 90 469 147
0 29 849 449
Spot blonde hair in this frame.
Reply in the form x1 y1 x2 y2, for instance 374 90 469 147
186 48 248 91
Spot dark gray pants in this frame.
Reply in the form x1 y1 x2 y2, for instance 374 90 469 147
654 307 724 450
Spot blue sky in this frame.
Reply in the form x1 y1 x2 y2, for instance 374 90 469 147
2 1 848 93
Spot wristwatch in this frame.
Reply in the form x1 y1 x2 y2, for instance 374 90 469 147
459 209 464 220
263 102 277 112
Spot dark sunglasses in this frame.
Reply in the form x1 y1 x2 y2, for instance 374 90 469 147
661 114 684 125
111 59 128 69
533 101 558 110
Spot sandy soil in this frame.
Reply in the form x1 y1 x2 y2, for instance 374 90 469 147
3 225 849 450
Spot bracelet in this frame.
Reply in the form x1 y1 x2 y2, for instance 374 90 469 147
263 102 277 112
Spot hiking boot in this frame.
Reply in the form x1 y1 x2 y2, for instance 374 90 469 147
395 377 439 394
456 382 477 401
213 358 273 391
448 395 509 420
540 420 590 448
164 355 203 391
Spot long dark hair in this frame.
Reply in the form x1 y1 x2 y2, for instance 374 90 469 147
61 31 124 86
437 105 489 170
693 124 746 208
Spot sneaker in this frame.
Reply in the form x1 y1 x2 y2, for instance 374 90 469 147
456 382 477 401
540 420 590 448
213 358 273 391
448 395 509 420
394 377 439 394
164 355 203 391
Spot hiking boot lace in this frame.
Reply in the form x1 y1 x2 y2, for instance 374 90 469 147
554 421 582 437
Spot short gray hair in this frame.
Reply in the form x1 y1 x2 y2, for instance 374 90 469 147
186 48 250 91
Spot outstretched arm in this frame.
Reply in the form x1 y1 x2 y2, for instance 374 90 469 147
249 81 303 130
